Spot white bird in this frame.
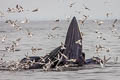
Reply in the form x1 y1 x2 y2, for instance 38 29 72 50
26 29 33 37
52 26 59 30
75 39 82 45
93 20 104 26
106 48 110 52
12 38 21 47
106 12 112 18
79 15 88 25
69 2 76 8
83 4 90 11
103 56 111 64
32 8 39 12
60 42 66 50
100 60 104 68
114 56 119 64
0 11 4 17
7 5 24 13
112 19 118 27
1 34 7 43
97 21 104 25
31 47 42 54
21 18 29 24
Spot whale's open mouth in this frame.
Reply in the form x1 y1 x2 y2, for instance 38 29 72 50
0 17 103 71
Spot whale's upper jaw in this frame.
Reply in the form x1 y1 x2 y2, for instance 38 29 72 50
63 16 84 65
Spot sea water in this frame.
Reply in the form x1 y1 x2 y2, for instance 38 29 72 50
0 20 120 80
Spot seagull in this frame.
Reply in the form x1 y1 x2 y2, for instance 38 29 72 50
95 30 102 34
106 48 110 52
83 4 90 11
5 44 15 52
97 21 104 26
31 47 37 53
31 47 42 54
114 56 119 64
10 45 15 52
55 19 60 22
79 15 88 25
75 39 82 45
112 19 118 27
25 52 29 58
7 5 24 13
5 19 20 30
103 56 111 64
16 38 21 42
52 26 59 30
1 34 7 43
0 11 4 17
26 29 33 37
32 8 39 12
69 2 76 8
48 33 55 39
93 20 104 26
111 28 117 34
97 35 102 39
16 4 19 10
59 51 68 60
95 44 105 53
12 38 21 47
7 8 15 13
75 11 81 14
106 12 112 18
21 18 29 24
80 32 84 37
17 5 24 12
100 60 104 68
5 46 11 52
60 42 66 50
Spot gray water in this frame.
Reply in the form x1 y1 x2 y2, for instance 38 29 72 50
0 20 120 80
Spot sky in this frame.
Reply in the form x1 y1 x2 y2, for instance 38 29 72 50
0 0 120 21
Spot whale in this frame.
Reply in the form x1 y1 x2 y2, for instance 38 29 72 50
20 17 103 69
